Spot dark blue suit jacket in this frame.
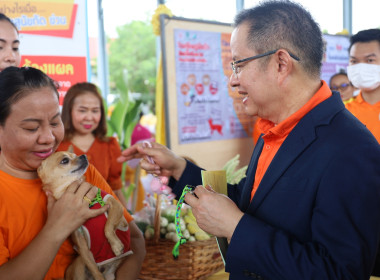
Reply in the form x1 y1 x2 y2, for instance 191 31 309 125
170 92 380 280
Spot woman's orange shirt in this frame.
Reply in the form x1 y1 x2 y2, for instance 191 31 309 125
0 164 133 280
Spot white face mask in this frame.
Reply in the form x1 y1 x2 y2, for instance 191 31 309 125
347 63 380 91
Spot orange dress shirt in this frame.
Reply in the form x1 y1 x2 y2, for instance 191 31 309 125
251 81 332 200
345 92 380 144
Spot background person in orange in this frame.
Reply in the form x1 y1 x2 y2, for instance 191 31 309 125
0 67 145 279
329 71 355 103
346 28 380 143
57 82 128 208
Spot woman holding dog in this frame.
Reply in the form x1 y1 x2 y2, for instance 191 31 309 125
57 82 128 208
0 67 145 279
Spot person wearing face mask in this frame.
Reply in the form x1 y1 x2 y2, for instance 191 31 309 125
346 28 380 143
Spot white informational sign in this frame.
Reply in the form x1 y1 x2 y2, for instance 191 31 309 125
322 34 350 84
173 29 350 145
174 29 249 145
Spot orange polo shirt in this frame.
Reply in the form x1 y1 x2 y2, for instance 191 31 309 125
251 81 332 200
345 92 380 144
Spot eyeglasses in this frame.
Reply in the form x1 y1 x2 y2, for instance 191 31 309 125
330 83 351 91
231 49 300 77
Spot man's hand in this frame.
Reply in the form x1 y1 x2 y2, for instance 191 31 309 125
117 142 187 181
184 185 244 239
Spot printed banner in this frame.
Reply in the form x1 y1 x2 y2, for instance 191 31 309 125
21 55 87 104
322 34 350 84
5 0 89 104
0 0 77 38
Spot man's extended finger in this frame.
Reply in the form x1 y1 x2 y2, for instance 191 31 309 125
184 192 199 207
117 155 128 163
204 184 216 193
140 158 161 174
193 185 207 197
117 145 140 162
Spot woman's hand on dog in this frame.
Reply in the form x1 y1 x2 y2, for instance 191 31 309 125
44 179 109 242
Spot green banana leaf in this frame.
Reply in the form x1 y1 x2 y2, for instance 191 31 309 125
122 100 142 148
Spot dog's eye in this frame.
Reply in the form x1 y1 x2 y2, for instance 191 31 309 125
60 157 70 165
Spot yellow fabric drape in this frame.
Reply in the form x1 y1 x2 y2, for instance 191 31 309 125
151 4 172 145
155 56 166 145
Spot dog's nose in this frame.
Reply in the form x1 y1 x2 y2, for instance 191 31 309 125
79 154 88 163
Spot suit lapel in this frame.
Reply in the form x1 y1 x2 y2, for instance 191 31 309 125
239 137 264 212
248 114 318 213
247 92 344 213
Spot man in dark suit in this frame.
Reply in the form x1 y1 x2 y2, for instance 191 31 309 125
118 1 380 279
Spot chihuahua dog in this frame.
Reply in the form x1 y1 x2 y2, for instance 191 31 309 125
37 151 132 280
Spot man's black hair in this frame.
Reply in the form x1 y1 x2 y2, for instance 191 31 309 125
349 28 380 53
234 0 323 78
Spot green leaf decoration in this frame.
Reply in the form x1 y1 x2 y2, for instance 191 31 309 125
223 154 248 185
122 100 142 149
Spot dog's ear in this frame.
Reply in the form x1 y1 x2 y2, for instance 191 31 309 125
67 145 74 153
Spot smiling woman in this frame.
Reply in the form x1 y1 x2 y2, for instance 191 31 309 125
57 82 128 208
0 67 145 280
0 67 63 177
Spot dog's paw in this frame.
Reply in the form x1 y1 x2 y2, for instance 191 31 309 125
110 240 124 256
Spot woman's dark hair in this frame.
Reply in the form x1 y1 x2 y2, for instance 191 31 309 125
329 70 349 87
234 0 323 78
0 13 18 33
0 66 58 126
61 82 108 142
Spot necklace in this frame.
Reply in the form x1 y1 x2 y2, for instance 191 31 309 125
172 185 195 259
